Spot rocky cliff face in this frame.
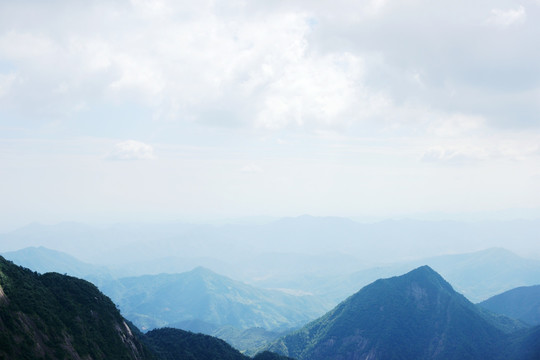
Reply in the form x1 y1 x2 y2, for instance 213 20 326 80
0 256 154 360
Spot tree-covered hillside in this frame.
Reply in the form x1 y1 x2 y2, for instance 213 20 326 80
101 266 329 331
0 256 154 360
0 256 294 360
268 266 527 360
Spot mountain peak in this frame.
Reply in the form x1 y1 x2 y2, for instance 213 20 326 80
366 265 455 301
189 266 218 277
403 265 451 284
269 267 503 360
404 264 437 277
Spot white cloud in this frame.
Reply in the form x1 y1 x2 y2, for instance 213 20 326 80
255 52 371 130
428 114 486 137
485 5 526 27
0 72 16 98
2 0 540 225
107 140 155 161
421 146 489 165
240 164 263 173
1 1 539 132
0 31 56 60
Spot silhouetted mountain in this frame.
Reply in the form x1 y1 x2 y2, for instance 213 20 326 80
479 285 540 325
268 266 514 360
100 266 330 332
0 256 154 360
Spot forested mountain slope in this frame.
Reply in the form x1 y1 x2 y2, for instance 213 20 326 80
0 256 154 360
268 266 529 360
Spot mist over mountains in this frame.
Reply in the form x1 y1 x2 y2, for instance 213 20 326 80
2 216 540 267
5 239 540 304
3 253 540 359
99 267 330 332
2 216 540 357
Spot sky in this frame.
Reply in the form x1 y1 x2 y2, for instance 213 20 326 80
1 0 540 231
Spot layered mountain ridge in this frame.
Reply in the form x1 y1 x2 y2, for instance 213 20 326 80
100 266 330 332
268 265 536 360
0 256 296 360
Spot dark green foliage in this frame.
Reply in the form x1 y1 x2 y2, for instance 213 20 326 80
268 266 516 360
143 327 293 360
252 350 295 360
144 327 249 360
0 256 154 360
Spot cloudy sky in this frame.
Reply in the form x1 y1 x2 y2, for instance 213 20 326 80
1 0 539 230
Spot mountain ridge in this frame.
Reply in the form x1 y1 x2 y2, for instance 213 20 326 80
0 256 154 360
101 266 330 332
268 265 516 360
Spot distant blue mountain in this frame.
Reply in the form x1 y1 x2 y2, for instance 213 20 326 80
268 266 531 360
297 247 540 303
100 267 331 332
2 217 540 269
1 246 112 284
479 285 540 325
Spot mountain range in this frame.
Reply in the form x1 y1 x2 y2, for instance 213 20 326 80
267 266 537 360
308 247 540 303
3 250 540 359
5 244 540 354
0 256 296 360
2 216 540 268
6 245 540 305
99 266 330 332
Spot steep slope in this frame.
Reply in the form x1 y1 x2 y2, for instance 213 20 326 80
505 325 540 360
479 285 540 325
0 256 154 360
268 266 510 360
101 267 329 332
